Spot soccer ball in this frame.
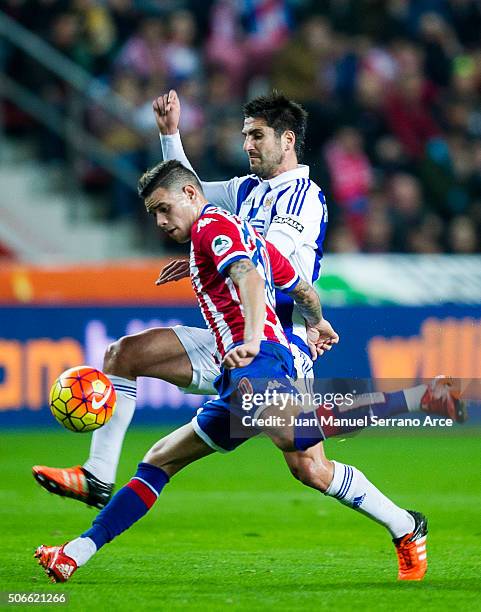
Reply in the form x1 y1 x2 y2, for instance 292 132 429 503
49 366 116 433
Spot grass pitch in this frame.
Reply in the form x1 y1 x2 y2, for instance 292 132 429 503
1 427 480 611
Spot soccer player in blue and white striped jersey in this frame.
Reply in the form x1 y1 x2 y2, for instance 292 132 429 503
160 94 328 364
33 91 466 580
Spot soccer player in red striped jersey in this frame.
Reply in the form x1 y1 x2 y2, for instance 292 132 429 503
35 160 427 583
190 206 296 355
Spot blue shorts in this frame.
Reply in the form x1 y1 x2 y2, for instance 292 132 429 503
192 341 296 452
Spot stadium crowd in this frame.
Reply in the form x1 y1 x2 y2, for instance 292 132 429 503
3 0 481 254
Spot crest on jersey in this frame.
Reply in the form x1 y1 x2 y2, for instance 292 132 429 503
212 235 233 256
238 377 254 397
263 195 274 211
197 217 216 231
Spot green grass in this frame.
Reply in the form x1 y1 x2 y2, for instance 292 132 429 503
1 428 480 611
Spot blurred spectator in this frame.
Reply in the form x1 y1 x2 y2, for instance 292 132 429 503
324 127 373 243
272 16 335 101
49 11 91 69
418 12 459 87
241 0 291 78
406 212 444 253
447 215 479 253
115 17 166 80
205 0 247 95
388 173 426 251
362 209 394 253
73 0 117 75
164 10 201 83
384 72 441 160
339 69 390 164
420 135 473 217
325 225 360 254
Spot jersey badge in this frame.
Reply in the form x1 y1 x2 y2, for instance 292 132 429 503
238 376 254 398
263 195 274 211
212 235 233 256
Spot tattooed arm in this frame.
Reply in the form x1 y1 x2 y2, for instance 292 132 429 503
289 279 322 326
222 258 265 369
288 280 339 359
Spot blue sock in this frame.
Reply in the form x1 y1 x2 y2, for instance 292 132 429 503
313 391 410 439
81 462 169 550
333 390 408 422
376 390 408 417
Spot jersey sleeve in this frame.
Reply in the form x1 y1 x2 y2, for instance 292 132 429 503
194 215 252 276
266 182 328 258
160 132 251 214
266 240 300 293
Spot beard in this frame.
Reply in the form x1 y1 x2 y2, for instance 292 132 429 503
250 149 284 179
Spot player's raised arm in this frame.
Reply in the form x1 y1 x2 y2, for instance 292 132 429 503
154 90 241 213
222 258 265 369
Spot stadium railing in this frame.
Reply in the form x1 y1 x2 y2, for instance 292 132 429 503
0 10 143 205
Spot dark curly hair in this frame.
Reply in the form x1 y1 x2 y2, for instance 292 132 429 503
243 92 308 159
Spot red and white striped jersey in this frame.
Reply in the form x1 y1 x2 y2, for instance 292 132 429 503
190 205 300 358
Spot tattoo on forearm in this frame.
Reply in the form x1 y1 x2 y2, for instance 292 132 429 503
228 258 256 284
290 279 322 324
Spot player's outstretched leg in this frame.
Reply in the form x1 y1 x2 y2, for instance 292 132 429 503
315 376 466 439
283 443 428 581
33 328 194 508
34 423 213 583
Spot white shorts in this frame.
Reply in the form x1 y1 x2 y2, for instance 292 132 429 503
172 325 314 395
172 326 219 394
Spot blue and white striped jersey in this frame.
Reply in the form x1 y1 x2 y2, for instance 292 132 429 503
161 134 328 356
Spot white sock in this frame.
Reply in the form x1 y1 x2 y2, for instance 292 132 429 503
325 461 415 538
63 537 97 567
83 376 137 484
403 384 427 412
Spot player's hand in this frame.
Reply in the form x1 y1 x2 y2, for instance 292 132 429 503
306 319 339 360
155 258 190 285
153 90 180 135
222 340 261 369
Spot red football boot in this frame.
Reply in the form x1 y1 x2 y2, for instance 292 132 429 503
32 465 113 509
393 510 428 581
34 544 78 583
421 376 467 423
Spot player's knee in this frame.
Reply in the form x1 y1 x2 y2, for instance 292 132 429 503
103 336 135 377
143 440 172 474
